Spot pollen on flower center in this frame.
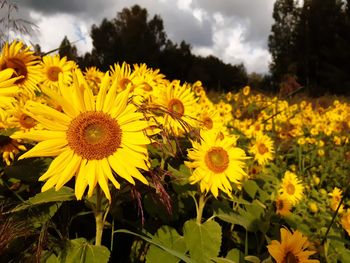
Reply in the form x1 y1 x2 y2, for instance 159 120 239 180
203 117 213 129
67 111 122 160
168 98 184 117
257 143 268 155
205 147 229 173
2 58 27 84
286 183 296 195
47 66 62 81
19 113 37 129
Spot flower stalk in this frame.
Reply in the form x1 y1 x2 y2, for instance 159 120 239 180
94 186 104 246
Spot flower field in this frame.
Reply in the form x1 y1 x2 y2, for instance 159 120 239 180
1 41 350 262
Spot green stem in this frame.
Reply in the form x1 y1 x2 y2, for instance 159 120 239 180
95 186 104 246
196 194 207 224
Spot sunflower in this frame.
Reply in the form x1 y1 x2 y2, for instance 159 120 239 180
242 85 250 96
279 171 304 205
249 133 274 166
197 108 224 133
0 137 26 165
341 209 350 236
109 62 135 92
0 41 41 97
84 66 104 95
275 195 292 217
11 69 152 201
267 228 319 263
185 130 248 198
40 54 75 89
0 68 21 107
329 187 344 213
155 80 199 136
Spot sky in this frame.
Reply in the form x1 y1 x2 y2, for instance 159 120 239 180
6 0 276 74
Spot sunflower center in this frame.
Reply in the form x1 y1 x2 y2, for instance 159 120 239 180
284 251 298 263
143 83 153 91
203 116 213 129
47 66 62 81
19 113 37 129
168 98 184 117
119 78 131 90
286 183 296 195
2 58 27 84
205 147 229 173
66 111 122 160
257 143 268 155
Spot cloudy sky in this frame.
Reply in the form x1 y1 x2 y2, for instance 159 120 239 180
6 0 275 73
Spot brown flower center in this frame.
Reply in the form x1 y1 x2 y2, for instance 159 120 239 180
257 143 268 155
284 251 298 263
143 83 153 91
203 116 213 129
19 113 37 129
168 98 184 117
205 147 229 173
277 199 284 211
286 183 296 195
119 78 131 90
1 58 27 84
66 111 122 160
47 66 62 81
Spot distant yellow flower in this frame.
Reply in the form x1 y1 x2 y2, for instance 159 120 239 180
40 54 75 88
0 41 41 96
185 130 248 198
267 228 319 263
156 80 198 136
243 85 250 96
0 137 26 165
275 196 292 217
317 149 325 157
279 171 304 205
329 187 344 213
341 209 350 236
249 133 274 166
309 202 318 213
12 70 152 201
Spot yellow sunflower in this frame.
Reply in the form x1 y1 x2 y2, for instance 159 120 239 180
279 171 304 205
109 62 135 92
341 209 350 236
0 41 41 97
185 130 248 198
156 80 199 136
267 228 319 263
249 133 274 166
84 66 104 95
11 69 152 201
275 195 292 217
40 54 75 89
0 68 21 107
329 187 344 213
0 137 26 165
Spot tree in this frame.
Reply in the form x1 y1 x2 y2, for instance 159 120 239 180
268 0 300 86
58 36 78 61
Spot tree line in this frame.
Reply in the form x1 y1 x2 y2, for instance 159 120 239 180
269 0 350 96
57 5 248 93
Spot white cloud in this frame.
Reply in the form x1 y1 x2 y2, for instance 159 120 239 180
29 11 93 55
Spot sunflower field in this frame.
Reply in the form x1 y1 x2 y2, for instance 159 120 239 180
0 41 350 263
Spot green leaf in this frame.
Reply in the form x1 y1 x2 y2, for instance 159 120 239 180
10 186 75 212
146 226 187 263
183 219 222 263
243 180 259 199
62 238 110 263
226 248 244 263
211 257 237 263
244 255 261 263
115 229 195 263
215 201 265 232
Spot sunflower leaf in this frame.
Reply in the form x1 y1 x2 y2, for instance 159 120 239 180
183 219 222 263
146 226 187 263
10 186 75 212
61 238 110 263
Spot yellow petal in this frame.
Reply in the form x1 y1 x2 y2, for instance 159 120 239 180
97 164 111 202
55 153 82 190
19 139 68 159
39 150 73 181
75 159 88 200
108 153 135 185
11 130 66 142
